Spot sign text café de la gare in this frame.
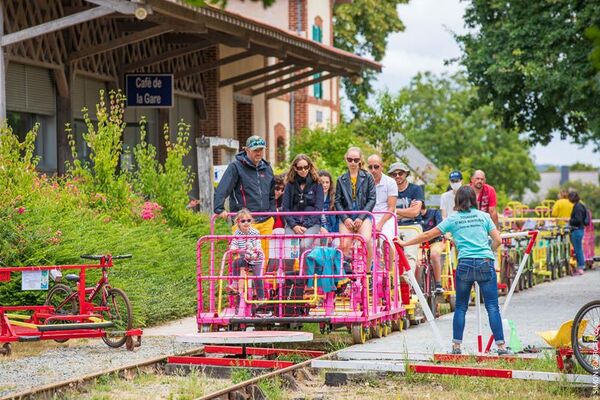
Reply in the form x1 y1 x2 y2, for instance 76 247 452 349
126 74 173 108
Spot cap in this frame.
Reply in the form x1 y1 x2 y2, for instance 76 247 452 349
388 161 410 174
449 171 463 181
245 135 266 150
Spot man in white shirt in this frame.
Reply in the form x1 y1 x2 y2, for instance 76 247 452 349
367 154 398 241
440 170 463 219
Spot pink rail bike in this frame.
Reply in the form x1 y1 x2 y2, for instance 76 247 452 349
196 211 409 344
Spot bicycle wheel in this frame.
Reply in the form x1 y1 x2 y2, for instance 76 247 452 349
45 284 78 315
571 300 600 375
100 288 133 348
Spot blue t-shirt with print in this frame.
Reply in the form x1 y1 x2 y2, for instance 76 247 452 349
437 208 495 260
396 183 424 225
420 208 443 241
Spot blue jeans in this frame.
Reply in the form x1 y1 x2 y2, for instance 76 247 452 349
453 258 504 345
570 228 585 269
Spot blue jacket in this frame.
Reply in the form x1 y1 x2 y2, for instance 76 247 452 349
213 151 275 221
305 247 344 293
322 195 338 233
281 176 324 228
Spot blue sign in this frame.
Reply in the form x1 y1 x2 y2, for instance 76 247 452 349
125 74 173 108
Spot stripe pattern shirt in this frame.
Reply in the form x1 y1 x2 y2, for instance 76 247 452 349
230 227 264 265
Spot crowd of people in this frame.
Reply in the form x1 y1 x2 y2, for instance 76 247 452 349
212 134 589 354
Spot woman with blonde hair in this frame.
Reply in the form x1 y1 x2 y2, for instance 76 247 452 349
281 154 324 252
335 147 376 267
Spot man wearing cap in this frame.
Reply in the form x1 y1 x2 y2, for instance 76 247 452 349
440 171 463 220
214 135 276 237
470 170 499 227
389 161 424 274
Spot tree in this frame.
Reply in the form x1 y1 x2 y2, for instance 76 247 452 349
456 1 600 151
334 0 407 114
358 72 539 198
289 124 377 179
570 162 598 172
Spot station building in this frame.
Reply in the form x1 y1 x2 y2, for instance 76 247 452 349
0 0 379 210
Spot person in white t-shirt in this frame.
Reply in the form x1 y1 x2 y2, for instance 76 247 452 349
440 170 463 219
367 154 398 241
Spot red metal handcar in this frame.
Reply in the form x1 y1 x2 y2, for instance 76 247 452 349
0 254 142 356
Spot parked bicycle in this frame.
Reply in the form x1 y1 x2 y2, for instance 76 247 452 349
571 299 600 375
45 254 133 348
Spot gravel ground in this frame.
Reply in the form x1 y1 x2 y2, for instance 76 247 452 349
0 337 199 398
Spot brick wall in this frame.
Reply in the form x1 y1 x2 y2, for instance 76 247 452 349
198 46 220 137
235 102 254 151
293 87 308 132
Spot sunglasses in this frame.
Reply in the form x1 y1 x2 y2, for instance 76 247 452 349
346 157 361 164
390 171 405 177
238 219 252 224
367 165 380 170
295 165 310 171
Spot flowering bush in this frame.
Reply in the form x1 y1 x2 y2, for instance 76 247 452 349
140 201 163 220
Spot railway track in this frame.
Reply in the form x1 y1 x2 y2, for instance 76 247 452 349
1 344 337 400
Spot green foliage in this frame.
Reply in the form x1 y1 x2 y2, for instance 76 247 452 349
586 25 600 70
0 121 39 203
457 1 600 150
230 368 252 384
569 162 598 172
66 90 131 214
133 120 195 225
289 124 378 178
360 72 539 198
334 0 407 113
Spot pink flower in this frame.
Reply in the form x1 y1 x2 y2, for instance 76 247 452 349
140 201 162 220
16 207 25 214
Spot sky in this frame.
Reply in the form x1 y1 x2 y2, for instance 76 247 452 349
368 0 599 167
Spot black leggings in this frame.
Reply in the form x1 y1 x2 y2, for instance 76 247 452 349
232 258 264 299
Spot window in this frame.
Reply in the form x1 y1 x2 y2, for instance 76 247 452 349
312 23 323 99
316 110 323 123
7 111 57 172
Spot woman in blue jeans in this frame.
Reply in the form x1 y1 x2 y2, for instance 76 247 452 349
397 185 508 355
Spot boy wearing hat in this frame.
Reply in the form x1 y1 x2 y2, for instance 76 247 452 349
440 170 463 220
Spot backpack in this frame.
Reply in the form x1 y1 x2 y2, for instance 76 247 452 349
582 206 590 226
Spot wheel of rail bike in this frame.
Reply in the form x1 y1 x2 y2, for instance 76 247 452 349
571 300 600 375
45 283 79 343
200 324 216 333
370 323 383 339
381 322 391 337
99 287 133 348
0 343 12 357
391 314 403 332
351 324 368 344
402 317 410 330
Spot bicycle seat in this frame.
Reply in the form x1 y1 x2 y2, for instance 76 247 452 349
65 274 80 282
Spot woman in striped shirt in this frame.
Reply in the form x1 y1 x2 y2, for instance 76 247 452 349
227 209 265 299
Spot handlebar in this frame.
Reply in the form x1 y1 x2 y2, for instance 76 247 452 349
80 254 133 260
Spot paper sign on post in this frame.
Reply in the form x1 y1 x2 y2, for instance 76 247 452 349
21 270 49 291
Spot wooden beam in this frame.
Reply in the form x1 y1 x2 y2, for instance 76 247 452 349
163 32 207 44
233 65 306 92
219 61 290 87
251 69 319 96
84 0 152 16
121 40 213 72
54 68 69 98
175 50 257 80
1 6 115 47
69 25 173 62
266 73 339 99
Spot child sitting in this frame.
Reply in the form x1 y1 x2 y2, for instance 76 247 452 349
227 209 265 300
